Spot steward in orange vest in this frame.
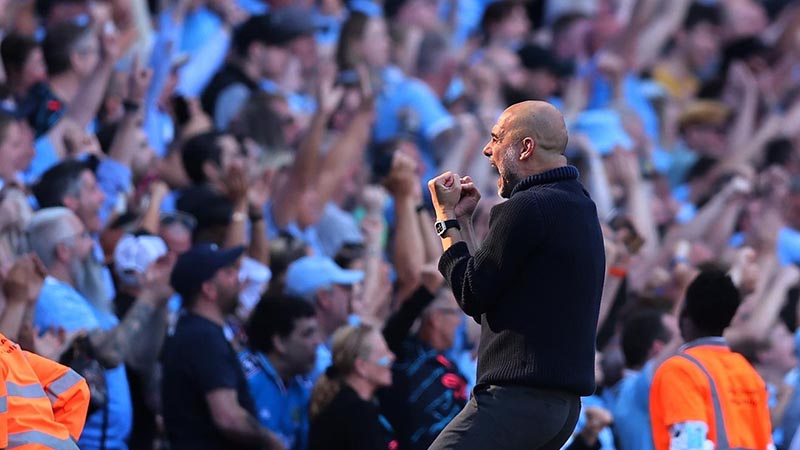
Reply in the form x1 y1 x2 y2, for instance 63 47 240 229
0 332 90 449
650 270 773 450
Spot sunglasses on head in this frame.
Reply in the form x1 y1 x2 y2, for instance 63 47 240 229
160 212 197 231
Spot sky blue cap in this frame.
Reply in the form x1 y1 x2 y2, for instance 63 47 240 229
285 256 364 298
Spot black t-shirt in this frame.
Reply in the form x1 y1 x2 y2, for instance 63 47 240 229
308 384 396 450
161 312 258 450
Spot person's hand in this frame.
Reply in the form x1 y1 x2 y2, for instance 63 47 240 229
2 254 47 305
316 64 345 116
247 167 274 209
420 263 445 293
127 54 153 105
361 185 389 215
579 406 613 445
428 172 462 219
148 180 170 202
595 51 625 85
224 164 248 205
454 176 480 221
727 62 759 96
33 327 78 361
99 21 123 63
728 247 759 294
139 261 175 307
383 153 419 199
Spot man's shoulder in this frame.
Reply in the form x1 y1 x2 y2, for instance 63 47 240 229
171 315 225 344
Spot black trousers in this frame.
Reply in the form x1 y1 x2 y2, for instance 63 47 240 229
428 384 581 450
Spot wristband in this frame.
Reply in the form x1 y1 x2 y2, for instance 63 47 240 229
608 266 627 279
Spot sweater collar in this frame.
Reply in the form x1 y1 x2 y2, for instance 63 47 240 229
510 165 579 197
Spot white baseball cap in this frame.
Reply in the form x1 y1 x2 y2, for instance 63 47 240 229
114 234 168 284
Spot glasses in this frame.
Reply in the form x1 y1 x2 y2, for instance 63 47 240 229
160 212 197 231
368 356 392 368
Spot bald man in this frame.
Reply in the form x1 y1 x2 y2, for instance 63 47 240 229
427 101 605 449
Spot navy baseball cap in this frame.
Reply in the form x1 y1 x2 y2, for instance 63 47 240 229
170 243 245 299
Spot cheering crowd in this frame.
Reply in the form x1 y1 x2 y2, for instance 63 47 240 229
1 0 800 448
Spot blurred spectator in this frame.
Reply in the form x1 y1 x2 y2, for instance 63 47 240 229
611 308 679 450
241 294 320 450
0 33 47 101
650 270 773 450
284 255 364 378
734 322 799 447
308 324 396 450
162 243 283 450
0 327 90 449
379 288 468 450
2 0 800 446
28 207 171 450
201 13 308 129
112 232 175 450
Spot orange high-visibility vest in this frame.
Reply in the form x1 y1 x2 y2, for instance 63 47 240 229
650 337 772 450
0 332 90 449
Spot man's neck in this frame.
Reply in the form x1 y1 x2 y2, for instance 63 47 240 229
758 365 787 387
191 303 226 326
265 353 293 383
317 313 341 342
49 264 75 289
49 73 81 104
238 59 262 86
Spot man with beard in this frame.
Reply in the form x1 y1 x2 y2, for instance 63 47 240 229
32 159 122 306
162 243 284 450
427 101 605 449
240 295 321 450
28 207 174 450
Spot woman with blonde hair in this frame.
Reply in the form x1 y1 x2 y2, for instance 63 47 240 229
308 324 396 450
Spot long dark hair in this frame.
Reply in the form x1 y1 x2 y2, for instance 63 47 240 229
336 11 371 71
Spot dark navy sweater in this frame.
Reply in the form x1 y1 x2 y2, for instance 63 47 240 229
438 165 605 396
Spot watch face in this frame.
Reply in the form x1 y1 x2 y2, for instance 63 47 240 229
435 222 445 234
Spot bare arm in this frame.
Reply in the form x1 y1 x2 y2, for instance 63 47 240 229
418 209 443 263
271 76 342 229
727 266 800 345
206 389 284 449
385 154 426 301
316 110 372 207
88 298 159 368
88 262 173 370
631 0 692 72
140 182 169 235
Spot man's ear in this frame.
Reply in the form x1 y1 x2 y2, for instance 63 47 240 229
519 137 535 160
62 195 79 212
54 242 71 264
272 334 286 355
316 290 331 311
200 279 216 301
202 160 219 183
